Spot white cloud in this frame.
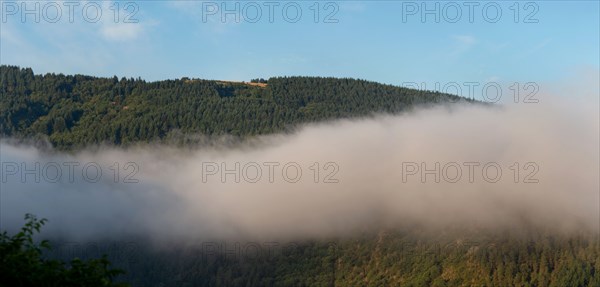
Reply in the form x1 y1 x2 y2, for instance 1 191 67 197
98 1 145 42
485 75 501 82
339 2 367 13
452 35 477 46
100 21 143 41
527 38 552 54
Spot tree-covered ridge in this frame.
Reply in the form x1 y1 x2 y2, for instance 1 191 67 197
71 231 599 287
0 65 467 149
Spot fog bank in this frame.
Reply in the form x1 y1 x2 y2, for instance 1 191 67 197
1 79 598 242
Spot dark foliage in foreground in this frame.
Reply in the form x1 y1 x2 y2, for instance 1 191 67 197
0 214 129 287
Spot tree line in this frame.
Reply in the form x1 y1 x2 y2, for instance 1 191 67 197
0 65 467 149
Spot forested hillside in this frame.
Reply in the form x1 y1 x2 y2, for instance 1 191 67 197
0 65 465 149
53 231 600 287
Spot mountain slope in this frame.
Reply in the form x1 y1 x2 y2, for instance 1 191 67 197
0 65 468 149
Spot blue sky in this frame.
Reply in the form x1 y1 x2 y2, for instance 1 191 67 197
1 1 598 88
